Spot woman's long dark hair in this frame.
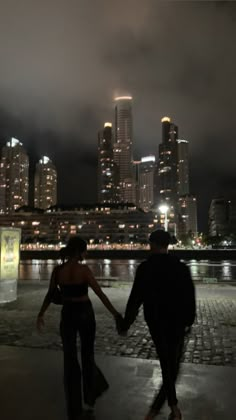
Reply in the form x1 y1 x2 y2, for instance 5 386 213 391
63 236 87 259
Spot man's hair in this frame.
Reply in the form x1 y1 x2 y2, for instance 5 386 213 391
149 229 171 247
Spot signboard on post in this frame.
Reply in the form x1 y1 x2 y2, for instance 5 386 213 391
0 228 21 303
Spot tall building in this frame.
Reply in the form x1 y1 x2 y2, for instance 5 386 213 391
139 156 156 212
208 198 236 237
113 96 135 202
157 117 178 207
97 123 118 203
132 160 141 206
34 156 57 209
177 139 189 196
156 117 178 234
178 194 198 237
0 138 29 213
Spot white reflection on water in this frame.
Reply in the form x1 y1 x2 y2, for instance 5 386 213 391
221 261 232 279
18 259 236 282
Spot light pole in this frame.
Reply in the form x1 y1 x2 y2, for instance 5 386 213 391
159 205 169 231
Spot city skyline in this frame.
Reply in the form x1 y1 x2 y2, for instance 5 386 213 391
0 1 236 231
0 105 233 234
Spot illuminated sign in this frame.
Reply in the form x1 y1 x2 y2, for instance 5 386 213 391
0 228 21 281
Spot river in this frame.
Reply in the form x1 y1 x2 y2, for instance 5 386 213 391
19 259 236 283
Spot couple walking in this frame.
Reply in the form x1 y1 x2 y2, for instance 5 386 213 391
37 230 196 420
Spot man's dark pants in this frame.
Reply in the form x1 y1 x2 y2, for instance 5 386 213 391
148 322 185 412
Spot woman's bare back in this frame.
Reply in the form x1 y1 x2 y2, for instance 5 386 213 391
57 261 90 285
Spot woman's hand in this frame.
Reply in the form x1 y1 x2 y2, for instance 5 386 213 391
114 313 127 336
36 314 45 332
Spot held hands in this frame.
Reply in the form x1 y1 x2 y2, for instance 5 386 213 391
114 313 128 336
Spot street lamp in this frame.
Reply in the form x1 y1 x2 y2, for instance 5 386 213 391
159 205 169 231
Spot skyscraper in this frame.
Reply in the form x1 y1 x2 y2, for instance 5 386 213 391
208 198 236 237
177 139 189 196
157 117 178 207
132 160 141 206
0 138 29 213
139 156 156 211
178 194 198 237
34 156 57 209
97 123 118 203
113 96 135 202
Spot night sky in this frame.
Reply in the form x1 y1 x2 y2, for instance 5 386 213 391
0 0 236 232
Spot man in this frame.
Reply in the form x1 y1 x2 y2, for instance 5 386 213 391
120 230 196 420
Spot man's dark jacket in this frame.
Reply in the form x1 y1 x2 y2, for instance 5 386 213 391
124 253 196 332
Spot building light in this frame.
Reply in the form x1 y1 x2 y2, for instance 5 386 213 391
177 139 188 144
114 96 132 101
39 156 50 164
104 122 112 128
161 116 171 123
6 137 23 147
141 155 156 163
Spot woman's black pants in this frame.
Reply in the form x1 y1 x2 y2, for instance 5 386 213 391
60 301 108 420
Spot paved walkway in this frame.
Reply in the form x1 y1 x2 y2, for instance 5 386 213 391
1 345 236 420
0 284 236 366
1 284 236 419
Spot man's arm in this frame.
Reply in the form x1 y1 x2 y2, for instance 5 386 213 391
122 263 145 331
181 263 196 327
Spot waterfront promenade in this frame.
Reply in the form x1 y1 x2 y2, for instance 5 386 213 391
0 283 236 419
0 283 236 365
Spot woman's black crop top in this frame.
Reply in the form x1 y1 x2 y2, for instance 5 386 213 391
60 283 88 298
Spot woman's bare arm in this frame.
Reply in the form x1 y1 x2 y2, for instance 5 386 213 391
85 266 120 318
36 266 58 330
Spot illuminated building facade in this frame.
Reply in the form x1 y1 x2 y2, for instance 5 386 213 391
209 198 236 237
139 156 156 211
178 194 198 237
132 160 141 207
97 123 118 203
0 204 158 245
156 117 178 233
157 117 178 207
113 96 135 202
34 156 57 209
177 139 189 196
0 138 29 213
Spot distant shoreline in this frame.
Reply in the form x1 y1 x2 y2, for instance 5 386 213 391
20 249 236 261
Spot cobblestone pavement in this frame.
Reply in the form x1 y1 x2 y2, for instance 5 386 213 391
0 283 236 367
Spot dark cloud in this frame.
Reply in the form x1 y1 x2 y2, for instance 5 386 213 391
0 0 236 230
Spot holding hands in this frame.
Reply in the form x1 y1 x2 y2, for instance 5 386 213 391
114 313 128 336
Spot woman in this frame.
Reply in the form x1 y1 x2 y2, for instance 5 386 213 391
37 236 122 420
